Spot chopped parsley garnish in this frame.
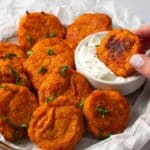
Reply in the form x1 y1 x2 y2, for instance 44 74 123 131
0 115 15 127
95 105 109 118
19 123 27 128
47 49 54 55
78 97 85 109
39 66 47 74
26 50 32 57
0 115 27 129
95 45 99 47
9 66 21 85
47 33 56 38
46 94 57 103
60 65 68 76
26 35 32 44
5 53 17 59
13 130 21 144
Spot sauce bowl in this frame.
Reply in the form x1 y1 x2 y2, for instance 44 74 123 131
75 32 146 95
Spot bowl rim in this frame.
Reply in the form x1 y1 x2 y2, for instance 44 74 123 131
75 31 145 85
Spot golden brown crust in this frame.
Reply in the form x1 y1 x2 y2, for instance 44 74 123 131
97 29 143 77
38 68 92 105
18 12 65 51
28 103 84 150
0 42 31 87
83 90 130 138
0 83 38 141
24 38 74 90
66 13 112 49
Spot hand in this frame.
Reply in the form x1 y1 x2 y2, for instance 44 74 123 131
130 25 150 79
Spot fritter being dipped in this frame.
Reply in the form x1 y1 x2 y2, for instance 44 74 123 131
83 90 130 139
0 83 38 142
18 12 65 51
38 67 92 105
24 38 74 90
66 13 112 49
28 103 84 150
97 29 143 77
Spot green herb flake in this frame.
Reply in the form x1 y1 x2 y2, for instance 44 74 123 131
95 45 99 47
26 50 32 57
19 123 27 128
47 33 56 38
95 105 109 118
0 115 27 130
26 35 32 44
60 65 68 76
39 66 47 74
47 49 54 55
5 53 17 59
46 94 57 103
78 97 85 109
0 115 15 128
13 130 21 144
9 66 21 85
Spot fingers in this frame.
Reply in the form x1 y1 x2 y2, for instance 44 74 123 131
141 39 150 51
130 54 150 79
131 26 150 78
133 25 150 51
133 25 150 39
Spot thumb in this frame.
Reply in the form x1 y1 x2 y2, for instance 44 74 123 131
130 54 150 79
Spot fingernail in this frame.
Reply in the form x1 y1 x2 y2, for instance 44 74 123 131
130 54 144 69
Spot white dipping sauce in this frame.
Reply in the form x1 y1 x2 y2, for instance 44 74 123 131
77 33 136 83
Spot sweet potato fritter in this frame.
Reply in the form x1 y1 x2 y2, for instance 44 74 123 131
18 12 65 51
97 29 143 77
66 13 112 49
0 42 31 87
38 68 92 105
28 103 84 150
24 38 74 90
0 83 38 142
83 90 130 139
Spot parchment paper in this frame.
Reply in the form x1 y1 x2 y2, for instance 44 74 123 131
0 0 150 150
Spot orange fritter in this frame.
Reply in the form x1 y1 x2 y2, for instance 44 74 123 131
18 12 65 51
24 38 74 90
83 90 130 139
66 13 112 49
38 67 92 105
97 29 143 77
0 42 31 87
28 103 84 150
0 83 38 142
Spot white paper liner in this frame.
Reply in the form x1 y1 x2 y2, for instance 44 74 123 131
0 0 149 150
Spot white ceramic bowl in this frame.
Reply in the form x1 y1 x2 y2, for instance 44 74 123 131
75 32 146 95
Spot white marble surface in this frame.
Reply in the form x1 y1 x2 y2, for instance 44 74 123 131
115 0 150 23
